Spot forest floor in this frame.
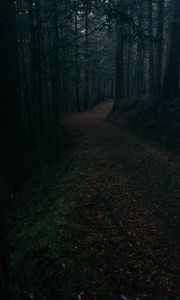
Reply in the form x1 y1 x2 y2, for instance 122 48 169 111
10 101 180 300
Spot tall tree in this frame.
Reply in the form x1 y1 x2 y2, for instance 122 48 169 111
133 2 145 98
0 0 22 298
75 5 81 111
0 0 22 180
84 0 90 110
163 0 180 98
148 0 155 97
155 0 165 96
114 1 125 110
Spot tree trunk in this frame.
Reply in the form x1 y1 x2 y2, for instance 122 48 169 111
0 0 21 298
114 2 125 111
0 0 21 180
163 0 180 98
155 0 164 96
28 0 39 146
84 0 90 110
53 0 61 152
126 24 132 101
148 0 155 97
75 9 80 112
36 0 44 164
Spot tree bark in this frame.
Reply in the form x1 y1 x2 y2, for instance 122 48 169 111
53 0 61 152
155 0 164 96
0 0 21 298
114 0 125 111
126 23 132 101
148 0 155 97
75 9 80 112
163 0 180 98
84 0 90 110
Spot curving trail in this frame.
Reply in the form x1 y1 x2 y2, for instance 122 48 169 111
11 101 180 300
63 100 180 243
62 100 180 299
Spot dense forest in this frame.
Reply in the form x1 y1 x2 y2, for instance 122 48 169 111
0 0 180 299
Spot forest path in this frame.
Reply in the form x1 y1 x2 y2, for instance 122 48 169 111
61 100 180 299
63 100 180 243
11 101 180 300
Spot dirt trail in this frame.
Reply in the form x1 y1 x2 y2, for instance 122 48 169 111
62 100 180 299
63 100 180 243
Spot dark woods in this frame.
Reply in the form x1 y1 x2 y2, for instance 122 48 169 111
114 0 180 109
8 0 114 175
1 0 180 181
0 0 179 299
